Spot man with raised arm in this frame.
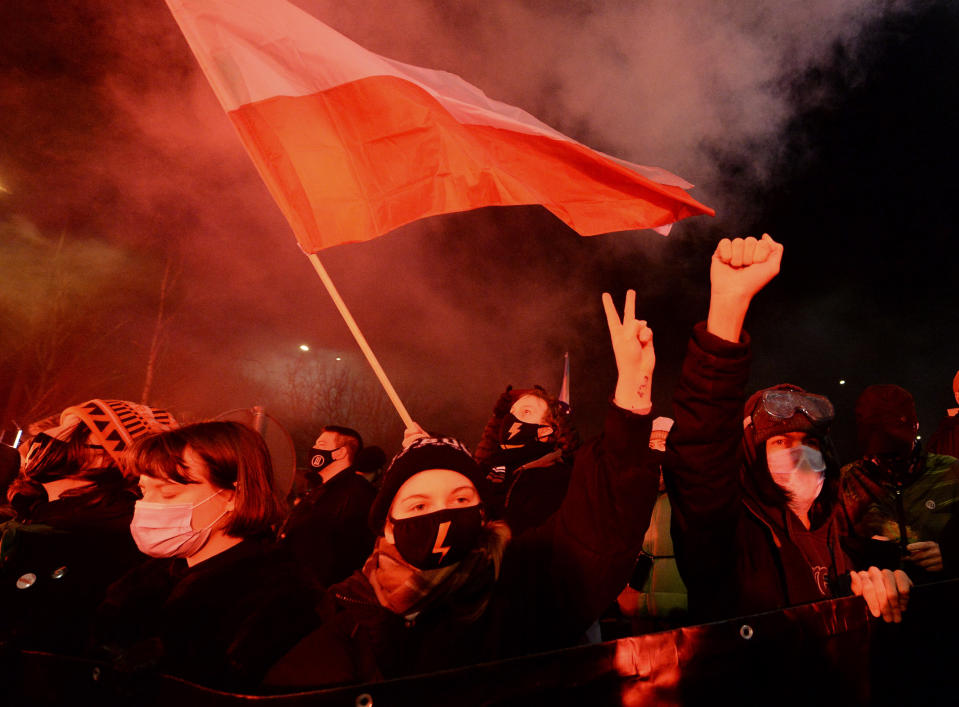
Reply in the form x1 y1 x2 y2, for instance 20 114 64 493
665 234 910 624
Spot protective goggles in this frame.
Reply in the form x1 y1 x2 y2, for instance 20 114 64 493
745 389 835 437
758 390 835 423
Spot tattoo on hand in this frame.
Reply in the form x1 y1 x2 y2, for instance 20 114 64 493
637 376 649 398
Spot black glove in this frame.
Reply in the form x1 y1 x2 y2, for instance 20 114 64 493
493 385 515 417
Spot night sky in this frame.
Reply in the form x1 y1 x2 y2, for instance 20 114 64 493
1 0 956 462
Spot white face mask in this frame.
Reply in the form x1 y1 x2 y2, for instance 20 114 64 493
767 444 826 518
130 489 228 558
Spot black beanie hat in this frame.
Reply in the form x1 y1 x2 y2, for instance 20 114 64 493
855 384 917 457
368 436 487 533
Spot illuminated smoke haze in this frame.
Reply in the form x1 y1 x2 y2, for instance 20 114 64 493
0 0 955 459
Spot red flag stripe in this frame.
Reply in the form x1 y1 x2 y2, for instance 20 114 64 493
230 76 713 251
167 0 714 249
167 0 691 191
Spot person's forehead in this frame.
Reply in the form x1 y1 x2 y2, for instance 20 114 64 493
315 430 340 448
767 431 811 443
139 472 194 489
395 468 475 498
162 446 210 483
139 474 164 488
511 394 548 413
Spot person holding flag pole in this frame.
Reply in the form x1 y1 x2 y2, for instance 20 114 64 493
260 286 662 688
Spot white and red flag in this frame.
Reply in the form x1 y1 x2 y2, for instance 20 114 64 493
165 0 713 253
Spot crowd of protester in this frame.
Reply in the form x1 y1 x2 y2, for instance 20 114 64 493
0 234 956 693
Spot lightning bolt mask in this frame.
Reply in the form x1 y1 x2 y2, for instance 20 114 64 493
389 505 484 570
499 413 552 447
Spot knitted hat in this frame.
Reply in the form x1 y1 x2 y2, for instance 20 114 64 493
57 399 177 464
743 384 832 447
369 436 486 533
855 384 917 457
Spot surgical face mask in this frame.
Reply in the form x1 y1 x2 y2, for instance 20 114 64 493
389 505 484 570
130 489 228 558
499 413 550 447
309 446 339 469
767 445 825 516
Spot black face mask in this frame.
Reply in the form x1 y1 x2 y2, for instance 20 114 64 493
499 413 550 447
866 445 920 485
309 446 340 470
390 505 484 570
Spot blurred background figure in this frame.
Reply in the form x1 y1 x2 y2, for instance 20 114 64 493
0 399 175 655
614 416 688 636
94 421 319 691
355 444 388 487
927 370 959 457
474 385 580 536
277 425 376 588
840 384 959 583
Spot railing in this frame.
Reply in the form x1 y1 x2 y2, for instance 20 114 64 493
5 578 956 706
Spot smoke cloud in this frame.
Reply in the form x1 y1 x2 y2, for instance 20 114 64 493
1 0 949 455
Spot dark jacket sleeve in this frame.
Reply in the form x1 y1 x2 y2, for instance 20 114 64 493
280 476 376 588
664 322 751 618
321 480 376 586
939 508 959 577
928 415 959 457
509 403 659 641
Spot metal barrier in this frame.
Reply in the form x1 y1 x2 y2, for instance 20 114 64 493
6 578 956 706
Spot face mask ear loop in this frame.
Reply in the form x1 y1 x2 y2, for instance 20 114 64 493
193 488 225 509
198 503 231 532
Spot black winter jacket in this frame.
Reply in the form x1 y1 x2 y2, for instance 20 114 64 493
483 443 572 537
94 538 320 691
277 467 376 588
0 486 143 655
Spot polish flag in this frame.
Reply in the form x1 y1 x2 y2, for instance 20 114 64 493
165 0 714 253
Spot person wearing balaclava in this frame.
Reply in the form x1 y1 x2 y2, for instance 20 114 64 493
262 288 661 690
474 385 580 536
665 234 910 626
277 425 376 588
840 384 959 583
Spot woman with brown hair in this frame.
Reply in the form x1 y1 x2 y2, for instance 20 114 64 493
94 421 320 691
474 385 581 535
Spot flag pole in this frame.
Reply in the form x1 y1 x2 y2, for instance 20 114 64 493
307 252 415 429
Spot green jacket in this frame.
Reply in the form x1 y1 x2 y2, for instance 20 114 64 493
839 452 959 580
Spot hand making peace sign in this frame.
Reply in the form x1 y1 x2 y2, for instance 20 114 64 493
602 289 655 414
